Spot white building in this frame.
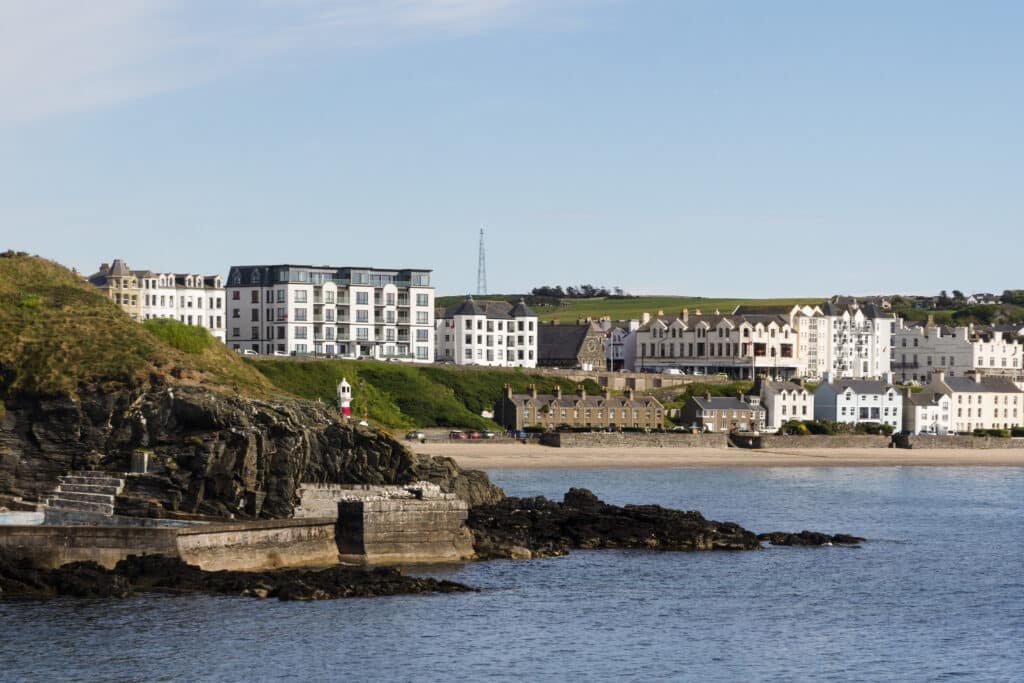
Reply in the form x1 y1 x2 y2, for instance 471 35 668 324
892 320 1023 384
735 300 898 380
813 375 902 431
435 297 538 367
136 271 226 342
901 387 952 435
922 371 1023 433
755 377 815 432
634 309 807 379
596 318 639 371
226 265 434 360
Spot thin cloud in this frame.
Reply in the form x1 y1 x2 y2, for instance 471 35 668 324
0 0 550 123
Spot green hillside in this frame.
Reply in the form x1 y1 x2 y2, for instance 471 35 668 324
438 294 822 322
246 358 601 431
0 252 272 397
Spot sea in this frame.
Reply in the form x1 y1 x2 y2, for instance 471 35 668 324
1 466 1022 682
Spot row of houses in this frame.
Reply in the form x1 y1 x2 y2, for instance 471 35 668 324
602 300 1022 383
675 370 1022 435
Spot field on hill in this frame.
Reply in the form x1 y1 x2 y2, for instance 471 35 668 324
438 294 823 322
246 358 600 431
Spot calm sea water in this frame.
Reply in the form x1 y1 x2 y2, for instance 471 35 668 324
2 467 1022 682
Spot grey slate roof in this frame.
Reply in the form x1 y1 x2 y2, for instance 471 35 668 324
537 323 598 363
442 298 533 320
828 380 894 394
692 396 765 412
944 377 1023 394
511 393 663 410
906 391 946 407
510 298 536 318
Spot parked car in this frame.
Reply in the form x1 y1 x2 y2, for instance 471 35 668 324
467 431 482 439
481 430 496 439
405 431 426 442
240 349 258 356
448 430 467 440
662 368 682 375
272 350 289 357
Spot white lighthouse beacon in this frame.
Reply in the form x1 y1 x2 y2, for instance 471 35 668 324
337 378 352 418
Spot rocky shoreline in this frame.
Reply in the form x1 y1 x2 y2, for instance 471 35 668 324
0 554 474 601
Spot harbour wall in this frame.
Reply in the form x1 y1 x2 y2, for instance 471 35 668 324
732 434 893 449
893 435 1024 449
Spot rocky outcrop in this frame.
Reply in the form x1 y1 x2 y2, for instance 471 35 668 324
0 554 474 601
468 488 763 559
756 531 865 546
0 383 502 519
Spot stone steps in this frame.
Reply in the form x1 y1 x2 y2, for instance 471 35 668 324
45 471 127 517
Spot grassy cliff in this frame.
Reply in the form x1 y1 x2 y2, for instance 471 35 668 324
246 358 601 431
0 253 272 397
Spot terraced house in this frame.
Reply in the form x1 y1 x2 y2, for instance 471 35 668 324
634 309 805 379
892 319 1023 384
88 259 225 341
495 385 664 431
679 393 766 433
226 264 434 360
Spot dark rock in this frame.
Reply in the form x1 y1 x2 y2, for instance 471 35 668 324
468 488 762 559
756 530 865 546
0 553 476 601
0 384 503 518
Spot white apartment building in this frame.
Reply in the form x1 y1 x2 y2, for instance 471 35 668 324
922 371 1023 432
435 298 538 367
736 301 897 380
634 310 807 379
136 271 226 342
226 265 434 361
892 320 1023 384
813 375 902 430
755 378 815 431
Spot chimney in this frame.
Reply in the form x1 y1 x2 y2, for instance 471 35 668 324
624 387 634 400
926 314 935 328
529 383 537 399
694 308 702 316
972 370 982 384
798 378 805 388
554 385 562 399
503 383 513 399
99 262 110 273
705 391 712 401
903 387 913 399
738 392 745 404
657 309 664 316
577 383 586 399
933 371 945 385
642 312 651 324
681 308 689 323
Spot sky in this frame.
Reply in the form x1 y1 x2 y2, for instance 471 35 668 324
1 1 1021 297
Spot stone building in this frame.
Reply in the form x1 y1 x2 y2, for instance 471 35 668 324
88 259 140 320
679 394 766 433
537 321 606 370
494 385 664 431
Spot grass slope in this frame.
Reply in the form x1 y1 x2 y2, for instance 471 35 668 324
246 359 601 431
0 253 272 397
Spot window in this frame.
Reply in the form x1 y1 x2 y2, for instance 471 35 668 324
250 291 259 303
356 292 369 305
295 327 308 339
232 291 240 300
356 327 369 341
416 329 429 342
294 290 308 303
276 290 286 303
251 326 259 338
250 309 259 321
416 293 429 307
232 308 240 319
357 310 369 323
294 308 308 322
416 311 429 324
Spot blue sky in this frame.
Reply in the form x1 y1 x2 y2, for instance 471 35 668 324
1 1 1021 297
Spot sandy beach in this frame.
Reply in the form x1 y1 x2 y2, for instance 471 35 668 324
410 441 1024 469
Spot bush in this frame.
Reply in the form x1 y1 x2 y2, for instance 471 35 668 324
973 428 1011 438
780 420 809 435
853 422 894 436
1012 428 1024 437
804 420 835 435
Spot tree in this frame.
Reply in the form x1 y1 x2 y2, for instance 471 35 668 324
952 290 965 303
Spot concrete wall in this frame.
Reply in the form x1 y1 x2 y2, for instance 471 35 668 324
176 519 339 571
539 432 729 449
0 525 179 569
336 498 473 565
734 434 893 449
893 434 1024 450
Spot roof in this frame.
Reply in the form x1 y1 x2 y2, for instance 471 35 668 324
510 298 536 318
108 259 132 276
758 379 808 396
944 377 1023 394
637 312 791 333
824 380 894 395
691 396 765 412
510 392 663 410
906 391 947 407
537 323 601 363
441 298 534 320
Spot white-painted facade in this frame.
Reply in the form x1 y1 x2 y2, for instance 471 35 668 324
435 298 538 367
813 376 902 430
226 265 434 360
923 371 1024 432
756 379 815 431
892 321 1023 384
136 270 225 342
901 388 952 435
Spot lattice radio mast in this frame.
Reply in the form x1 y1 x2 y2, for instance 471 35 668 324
477 228 487 296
